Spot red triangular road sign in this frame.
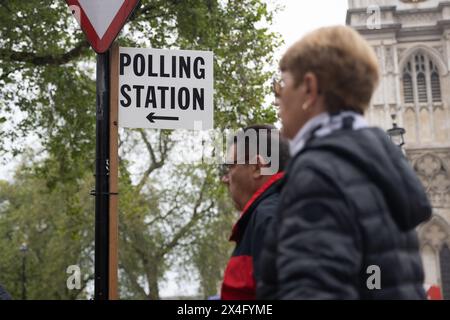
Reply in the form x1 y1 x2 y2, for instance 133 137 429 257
65 0 140 53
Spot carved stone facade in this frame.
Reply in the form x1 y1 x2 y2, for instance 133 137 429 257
347 0 450 299
409 150 450 210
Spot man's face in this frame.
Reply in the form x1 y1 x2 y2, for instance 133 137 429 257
276 71 308 139
221 144 257 212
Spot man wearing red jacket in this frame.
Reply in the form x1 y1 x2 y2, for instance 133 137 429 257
220 124 290 300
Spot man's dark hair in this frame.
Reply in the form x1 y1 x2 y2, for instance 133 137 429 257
231 124 290 172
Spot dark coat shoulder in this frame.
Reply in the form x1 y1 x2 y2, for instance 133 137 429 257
258 128 431 300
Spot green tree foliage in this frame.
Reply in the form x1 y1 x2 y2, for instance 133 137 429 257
0 157 94 299
0 0 281 299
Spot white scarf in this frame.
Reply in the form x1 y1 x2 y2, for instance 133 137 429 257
289 111 369 157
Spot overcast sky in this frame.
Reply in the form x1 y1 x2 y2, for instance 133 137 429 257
271 0 349 61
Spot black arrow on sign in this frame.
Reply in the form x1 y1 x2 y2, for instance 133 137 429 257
146 112 179 123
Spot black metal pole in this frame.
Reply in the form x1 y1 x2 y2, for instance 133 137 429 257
21 254 26 300
95 51 110 300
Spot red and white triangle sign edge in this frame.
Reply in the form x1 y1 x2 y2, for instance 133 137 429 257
65 0 140 54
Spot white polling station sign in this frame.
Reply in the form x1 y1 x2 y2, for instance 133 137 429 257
118 47 214 130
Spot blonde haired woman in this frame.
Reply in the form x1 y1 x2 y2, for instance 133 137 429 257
258 26 431 300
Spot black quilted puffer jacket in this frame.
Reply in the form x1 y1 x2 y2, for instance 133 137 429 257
257 127 432 300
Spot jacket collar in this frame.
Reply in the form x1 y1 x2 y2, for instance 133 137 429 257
229 172 285 242
289 111 368 157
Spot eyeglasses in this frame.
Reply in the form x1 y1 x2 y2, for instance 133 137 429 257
219 163 237 178
219 156 247 177
272 77 285 98
220 164 230 177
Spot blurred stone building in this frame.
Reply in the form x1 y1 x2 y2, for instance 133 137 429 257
347 0 450 299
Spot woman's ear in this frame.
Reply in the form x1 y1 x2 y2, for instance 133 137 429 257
302 72 325 114
303 72 320 99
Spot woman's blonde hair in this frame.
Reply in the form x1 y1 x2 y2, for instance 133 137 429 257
280 25 380 114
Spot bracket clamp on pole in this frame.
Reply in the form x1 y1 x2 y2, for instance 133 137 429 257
90 190 119 196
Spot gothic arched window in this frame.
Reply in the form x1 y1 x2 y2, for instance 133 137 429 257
430 61 442 102
402 52 442 104
420 216 450 300
403 62 414 103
